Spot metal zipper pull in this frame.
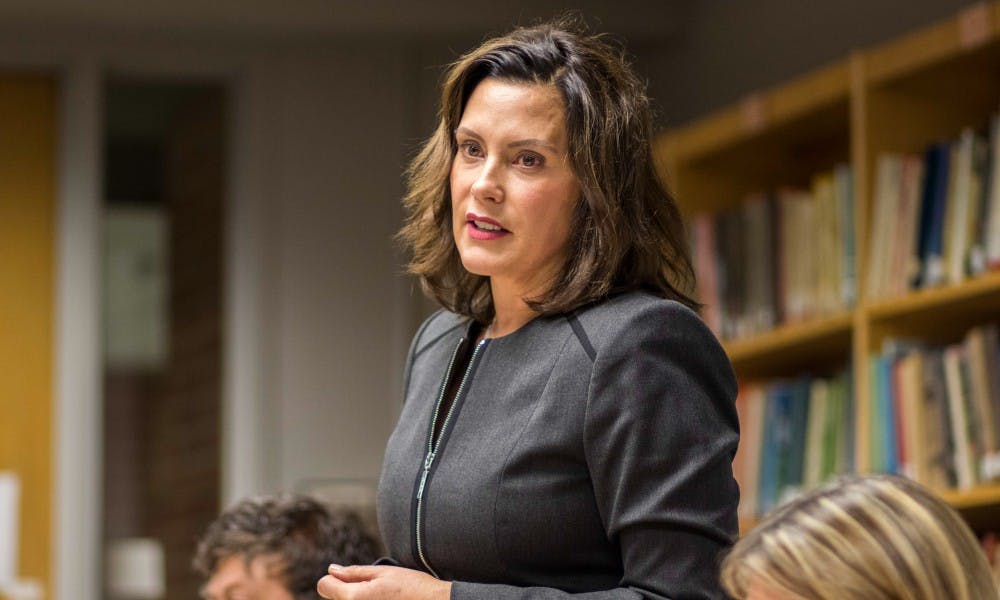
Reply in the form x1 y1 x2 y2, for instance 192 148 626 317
416 451 435 501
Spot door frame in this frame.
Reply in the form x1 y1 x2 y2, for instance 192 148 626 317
1 38 270 600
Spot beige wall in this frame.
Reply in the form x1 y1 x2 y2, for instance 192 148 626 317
260 46 414 491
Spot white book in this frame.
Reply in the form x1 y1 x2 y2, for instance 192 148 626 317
986 114 1000 268
867 155 902 299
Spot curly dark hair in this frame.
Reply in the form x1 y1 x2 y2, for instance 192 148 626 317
193 495 380 600
398 17 697 323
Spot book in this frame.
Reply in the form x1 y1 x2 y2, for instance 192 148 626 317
879 354 898 474
966 325 1000 481
893 156 925 296
918 143 952 288
743 194 777 334
812 174 840 314
922 349 957 490
969 127 992 275
781 379 811 500
986 114 1000 269
734 384 767 520
945 344 978 490
803 378 829 489
896 351 924 482
834 164 856 307
757 384 786 515
692 214 722 335
868 154 902 299
944 129 975 285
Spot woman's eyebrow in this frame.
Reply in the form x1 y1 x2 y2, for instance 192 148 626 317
454 126 482 140
508 138 559 153
455 127 560 154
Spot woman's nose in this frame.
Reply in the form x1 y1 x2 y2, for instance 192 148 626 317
470 160 503 203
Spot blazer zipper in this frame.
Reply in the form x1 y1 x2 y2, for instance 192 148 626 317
415 337 488 578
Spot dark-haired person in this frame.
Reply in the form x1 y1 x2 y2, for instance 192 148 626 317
194 495 379 600
318 19 738 600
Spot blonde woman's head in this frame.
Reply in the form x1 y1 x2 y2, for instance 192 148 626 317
721 474 998 600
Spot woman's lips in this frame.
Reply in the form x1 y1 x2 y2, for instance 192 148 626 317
466 213 510 240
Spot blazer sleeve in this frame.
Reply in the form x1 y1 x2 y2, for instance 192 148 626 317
449 301 740 600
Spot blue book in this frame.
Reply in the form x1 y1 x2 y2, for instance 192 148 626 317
880 355 899 474
917 142 951 288
757 383 789 515
868 356 881 471
785 378 811 491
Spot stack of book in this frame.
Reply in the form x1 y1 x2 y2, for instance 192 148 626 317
867 119 1000 300
869 323 1000 491
690 165 855 340
734 370 855 519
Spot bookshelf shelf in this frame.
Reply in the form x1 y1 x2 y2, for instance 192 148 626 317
865 272 1000 348
867 271 1000 319
725 312 853 379
939 484 1000 510
656 2 1000 530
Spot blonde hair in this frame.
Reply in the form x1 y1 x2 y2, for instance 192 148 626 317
721 474 998 600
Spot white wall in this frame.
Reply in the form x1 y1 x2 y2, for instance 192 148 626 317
262 45 413 492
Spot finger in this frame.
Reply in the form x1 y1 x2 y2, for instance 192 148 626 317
327 564 383 583
317 574 351 599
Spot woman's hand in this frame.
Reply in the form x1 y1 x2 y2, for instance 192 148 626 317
317 564 452 600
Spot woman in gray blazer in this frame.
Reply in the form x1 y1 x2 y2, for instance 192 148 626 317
318 18 739 600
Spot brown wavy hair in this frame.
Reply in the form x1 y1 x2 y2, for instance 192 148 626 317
193 495 380 600
398 18 697 323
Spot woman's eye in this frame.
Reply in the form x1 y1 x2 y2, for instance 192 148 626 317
517 152 544 168
459 141 483 157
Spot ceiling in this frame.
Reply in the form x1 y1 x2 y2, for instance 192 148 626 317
0 0 690 42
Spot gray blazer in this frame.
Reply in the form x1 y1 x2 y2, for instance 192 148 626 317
377 290 739 599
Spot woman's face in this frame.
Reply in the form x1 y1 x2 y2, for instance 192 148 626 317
745 578 807 600
450 78 580 297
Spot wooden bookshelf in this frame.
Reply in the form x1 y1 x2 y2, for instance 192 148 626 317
657 2 1000 529
866 271 1000 349
725 312 852 379
658 60 851 217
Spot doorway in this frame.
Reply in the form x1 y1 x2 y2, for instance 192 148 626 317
101 80 227 600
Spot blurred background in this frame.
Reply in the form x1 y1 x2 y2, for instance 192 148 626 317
0 0 981 598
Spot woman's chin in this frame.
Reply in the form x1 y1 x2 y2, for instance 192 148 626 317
458 255 500 279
